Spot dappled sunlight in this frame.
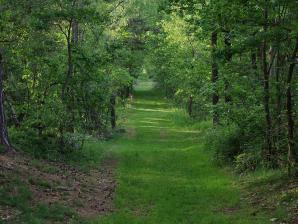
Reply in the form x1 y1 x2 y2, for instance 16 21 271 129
133 101 168 106
143 117 170 122
134 80 156 92
126 170 236 195
130 107 174 113
138 125 173 129
139 121 159 125
137 125 200 134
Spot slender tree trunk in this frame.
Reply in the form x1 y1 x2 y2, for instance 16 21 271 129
110 95 116 129
59 22 74 147
61 31 73 101
211 31 219 125
61 18 79 134
0 52 13 152
287 36 298 176
262 46 273 162
275 51 283 148
72 20 79 45
70 19 79 133
188 95 193 117
261 2 274 163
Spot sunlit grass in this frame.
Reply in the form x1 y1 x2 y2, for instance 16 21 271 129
89 80 271 224
130 107 174 113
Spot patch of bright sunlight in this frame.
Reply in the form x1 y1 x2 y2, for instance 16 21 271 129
139 121 159 124
130 107 174 113
143 118 170 122
134 80 156 91
134 101 168 106
138 125 200 133
129 171 193 184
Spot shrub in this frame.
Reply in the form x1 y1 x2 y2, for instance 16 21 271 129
204 124 241 165
9 126 85 159
63 132 86 152
235 152 259 174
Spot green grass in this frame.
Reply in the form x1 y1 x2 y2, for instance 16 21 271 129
88 80 272 224
2 79 282 223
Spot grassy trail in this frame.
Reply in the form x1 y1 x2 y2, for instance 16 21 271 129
95 80 269 224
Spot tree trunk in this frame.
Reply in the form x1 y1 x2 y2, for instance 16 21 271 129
287 36 298 176
61 28 73 102
0 52 13 152
261 2 274 163
110 95 116 129
275 51 283 149
61 18 79 134
188 95 193 117
211 31 219 125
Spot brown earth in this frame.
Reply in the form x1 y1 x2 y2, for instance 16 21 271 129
0 152 117 222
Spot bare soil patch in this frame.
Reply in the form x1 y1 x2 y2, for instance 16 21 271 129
241 177 298 223
0 152 117 222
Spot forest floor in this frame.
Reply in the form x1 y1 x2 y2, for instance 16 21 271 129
0 151 117 223
1 80 297 223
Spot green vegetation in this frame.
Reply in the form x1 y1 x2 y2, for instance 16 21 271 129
93 80 273 223
149 0 298 175
0 0 298 223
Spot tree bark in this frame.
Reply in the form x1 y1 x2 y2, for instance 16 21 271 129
61 18 79 134
110 95 116 129
287 36 298 176
275 51 283 147
188 95 193 117
0 52 13 152
61 21 73 102
261 2 274 163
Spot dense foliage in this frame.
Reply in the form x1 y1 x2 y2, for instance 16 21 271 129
0 0 152 157
1 0 298 177
147 0 298 175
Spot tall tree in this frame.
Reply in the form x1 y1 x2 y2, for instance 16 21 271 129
0 51 13 152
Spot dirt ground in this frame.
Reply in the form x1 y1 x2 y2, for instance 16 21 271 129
0 152 117 222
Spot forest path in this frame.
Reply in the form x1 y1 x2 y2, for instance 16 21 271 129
97 80 269 224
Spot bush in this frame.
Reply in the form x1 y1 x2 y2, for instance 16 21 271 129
235 152 259 174
204 124 241 165
63 132 86 152
9 126 85 159
10 126 59 158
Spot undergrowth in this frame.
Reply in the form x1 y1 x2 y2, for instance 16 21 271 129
169 108 297 223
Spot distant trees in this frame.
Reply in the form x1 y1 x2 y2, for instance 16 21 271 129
0 0 144 155
149 0 298 176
